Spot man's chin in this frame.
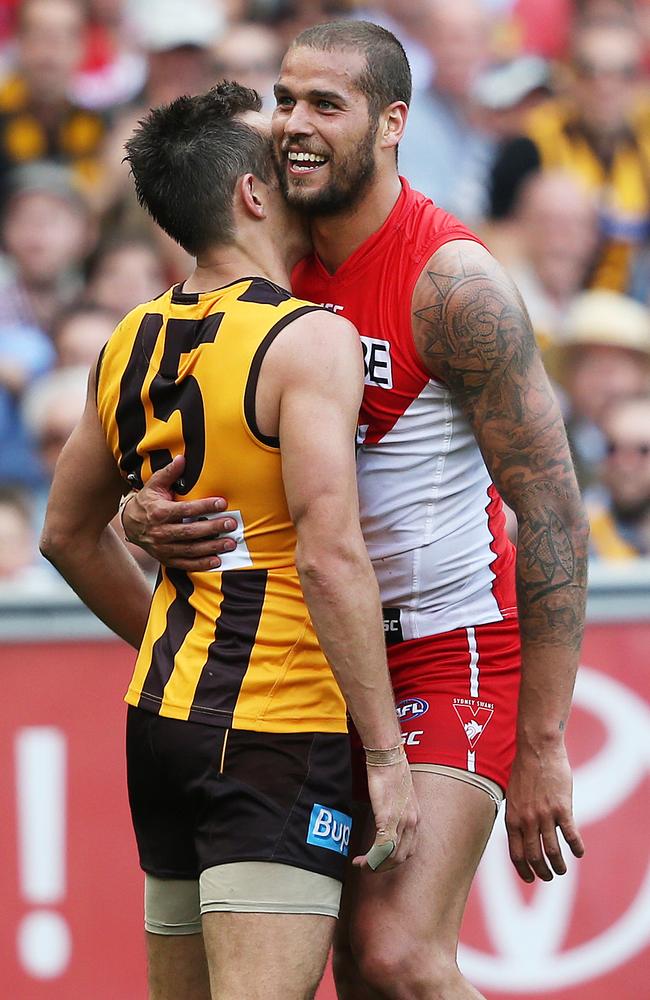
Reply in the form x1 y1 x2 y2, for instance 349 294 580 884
282 182 328 212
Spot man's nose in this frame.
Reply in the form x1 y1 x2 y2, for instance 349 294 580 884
283 102 314 136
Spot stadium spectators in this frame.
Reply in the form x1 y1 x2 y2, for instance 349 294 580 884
85 233 165 318
0 0 648 567
0 485 56 589
496 170 599 351
587 392 650 556
397 0 495 222
494 17 650 292
51 301 120 367
0 162 94 335
0 0 107 206
0 318 55 489
550 289 650 490
70 0 147 112
213 22 283 107
21 363 89 481
98 0 223 218
17 362 88 552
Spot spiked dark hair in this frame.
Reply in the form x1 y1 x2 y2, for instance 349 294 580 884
124 83 272 257
291 20 412 125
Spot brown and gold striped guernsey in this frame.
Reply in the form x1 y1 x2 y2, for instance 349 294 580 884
97 277 347 734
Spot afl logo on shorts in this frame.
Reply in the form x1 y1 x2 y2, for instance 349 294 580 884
396 697 429 722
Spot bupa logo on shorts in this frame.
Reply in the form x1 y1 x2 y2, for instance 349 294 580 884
307 804 352 856
360 336 393 389
396 697 429 722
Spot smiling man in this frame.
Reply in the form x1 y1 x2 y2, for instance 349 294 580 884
122 21 589 1000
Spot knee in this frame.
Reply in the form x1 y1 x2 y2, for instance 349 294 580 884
355 935 460 999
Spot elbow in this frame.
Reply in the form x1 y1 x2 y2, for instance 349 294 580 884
39 517 74 567
296 536 366 589
39 527 63 567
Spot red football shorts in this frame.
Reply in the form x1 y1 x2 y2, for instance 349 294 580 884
352 617 521 795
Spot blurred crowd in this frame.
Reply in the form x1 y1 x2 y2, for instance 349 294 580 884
0 0 649 593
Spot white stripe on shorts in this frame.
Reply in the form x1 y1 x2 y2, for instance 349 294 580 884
467 627 479 699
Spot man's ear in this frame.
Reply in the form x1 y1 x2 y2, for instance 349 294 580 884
239 173 267 219
380 101 408 150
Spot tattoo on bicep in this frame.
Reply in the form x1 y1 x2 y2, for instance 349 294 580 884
412 248 588 651
413 258 536 412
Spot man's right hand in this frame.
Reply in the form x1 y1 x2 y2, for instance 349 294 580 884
121 456 238 571
354 753 419 873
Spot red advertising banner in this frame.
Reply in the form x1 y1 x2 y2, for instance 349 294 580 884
1 622 648 999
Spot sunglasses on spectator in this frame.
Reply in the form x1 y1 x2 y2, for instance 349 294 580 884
606 440 650 458
574 59 638 80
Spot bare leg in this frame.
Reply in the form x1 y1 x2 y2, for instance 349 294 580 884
334 772 496 999
332 803 376 1000
202 912 335 1000
146 931 211 1000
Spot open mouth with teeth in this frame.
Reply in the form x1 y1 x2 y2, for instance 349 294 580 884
287 151 329 173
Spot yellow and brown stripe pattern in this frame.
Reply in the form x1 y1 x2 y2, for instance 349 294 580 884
97 277 347 734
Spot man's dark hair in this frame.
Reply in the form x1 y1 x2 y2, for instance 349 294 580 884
124 83 272 256
291 20 412 124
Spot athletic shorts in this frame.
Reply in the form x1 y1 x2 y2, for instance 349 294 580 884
126 706 353 885
352 617 521 796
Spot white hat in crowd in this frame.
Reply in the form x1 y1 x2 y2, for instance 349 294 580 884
562 290 650 356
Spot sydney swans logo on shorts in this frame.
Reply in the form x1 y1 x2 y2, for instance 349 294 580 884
307 804 352 856
453 698 494 748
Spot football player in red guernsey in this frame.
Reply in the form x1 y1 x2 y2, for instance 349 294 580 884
122 21 588 1000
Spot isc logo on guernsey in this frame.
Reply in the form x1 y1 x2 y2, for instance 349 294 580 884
306 804 352 855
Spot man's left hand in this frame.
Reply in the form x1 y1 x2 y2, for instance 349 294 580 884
505 741 585 883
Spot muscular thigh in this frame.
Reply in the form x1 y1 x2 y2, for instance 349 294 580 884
202 911 335 1000
344 771 496 954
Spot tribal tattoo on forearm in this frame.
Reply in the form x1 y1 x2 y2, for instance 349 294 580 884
412 243 588 652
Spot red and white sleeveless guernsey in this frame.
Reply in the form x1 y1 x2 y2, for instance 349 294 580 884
292 178 518 642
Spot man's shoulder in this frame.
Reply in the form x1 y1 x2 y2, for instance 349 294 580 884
281 302 356 340
398 182 486 265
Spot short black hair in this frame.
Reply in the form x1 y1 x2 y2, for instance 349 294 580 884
124 83 273 256
291 20 412 124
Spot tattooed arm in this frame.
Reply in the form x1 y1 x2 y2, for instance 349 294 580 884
412 239 588 883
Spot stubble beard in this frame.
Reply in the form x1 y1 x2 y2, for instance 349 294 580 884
275 125 377 218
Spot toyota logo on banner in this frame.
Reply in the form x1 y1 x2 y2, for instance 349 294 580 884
459 665 650 993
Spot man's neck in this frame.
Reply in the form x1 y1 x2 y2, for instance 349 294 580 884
309 172 403 275
184 243 292 295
